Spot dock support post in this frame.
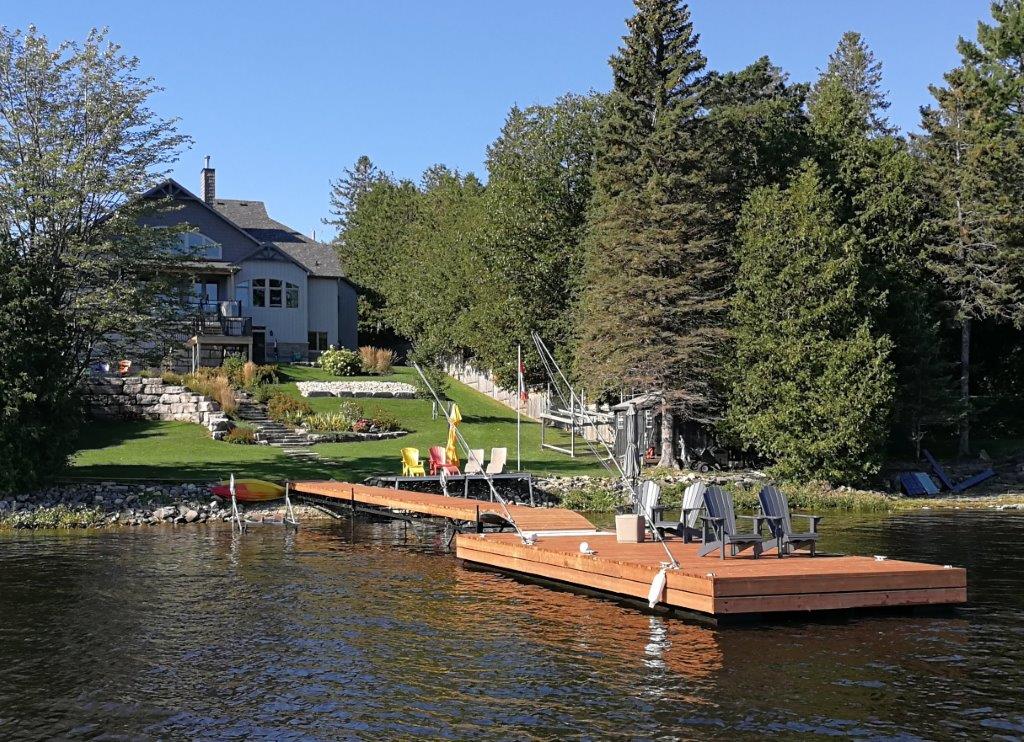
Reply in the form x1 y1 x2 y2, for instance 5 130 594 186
528 475 535 506
230 474 245 534
476 504 482 534
284 482 298 529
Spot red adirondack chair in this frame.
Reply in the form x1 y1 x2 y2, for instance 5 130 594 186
429 445 460 476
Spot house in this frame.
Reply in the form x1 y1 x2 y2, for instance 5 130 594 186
139 158 358 368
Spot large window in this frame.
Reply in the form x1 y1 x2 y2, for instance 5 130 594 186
308 331 329 351
175 232 222 260
252 279 299 308
190 280 218 306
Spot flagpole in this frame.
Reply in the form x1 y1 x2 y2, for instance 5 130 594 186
516 343 522 471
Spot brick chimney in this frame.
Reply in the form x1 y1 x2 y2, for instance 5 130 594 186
200 155 215 204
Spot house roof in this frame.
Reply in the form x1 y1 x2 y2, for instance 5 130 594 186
212 199 346 279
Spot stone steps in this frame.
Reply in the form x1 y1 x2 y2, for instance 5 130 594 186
235 402 317 451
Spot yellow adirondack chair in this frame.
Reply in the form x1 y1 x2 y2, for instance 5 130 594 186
402 447 426 476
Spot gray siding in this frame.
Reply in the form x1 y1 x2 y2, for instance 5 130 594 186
338 281 358 349
308 278 339 347
235 259 309 344
140 199 257 262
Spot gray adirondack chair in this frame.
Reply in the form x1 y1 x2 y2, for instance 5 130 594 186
677 482 707 542
698 485 764 559
649 482 706 542
758 486 822 557
636 480 671 534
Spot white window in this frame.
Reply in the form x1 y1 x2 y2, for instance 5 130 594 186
175 232 222 260
252 278 298 308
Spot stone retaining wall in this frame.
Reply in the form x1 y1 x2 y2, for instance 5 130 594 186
84 376 234 439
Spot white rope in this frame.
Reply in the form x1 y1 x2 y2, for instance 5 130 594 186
531 332 679 569
412 363 529 544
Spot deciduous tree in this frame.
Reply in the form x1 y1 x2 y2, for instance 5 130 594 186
0 27 193 491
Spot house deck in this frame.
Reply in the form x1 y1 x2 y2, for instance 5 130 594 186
289 480 967 619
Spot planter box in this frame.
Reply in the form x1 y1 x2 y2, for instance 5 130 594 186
615 514 645 544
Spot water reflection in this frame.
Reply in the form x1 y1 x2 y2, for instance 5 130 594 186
0 511 1021 739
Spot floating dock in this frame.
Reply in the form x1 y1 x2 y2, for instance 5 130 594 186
290 481 967 620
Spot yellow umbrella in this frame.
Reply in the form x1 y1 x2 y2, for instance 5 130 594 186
445 403 462 469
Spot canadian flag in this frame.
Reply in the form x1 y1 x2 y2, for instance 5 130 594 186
518 359 528 402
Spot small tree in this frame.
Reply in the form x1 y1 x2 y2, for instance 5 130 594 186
0 27 193 491
728 163 894 483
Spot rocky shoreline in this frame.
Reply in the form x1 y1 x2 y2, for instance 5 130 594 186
5 470 1024 531
0 482 329 530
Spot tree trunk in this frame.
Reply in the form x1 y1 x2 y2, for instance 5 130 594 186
958 318 971 458
658 405 678 469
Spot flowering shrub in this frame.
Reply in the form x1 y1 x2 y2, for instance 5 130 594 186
318 348 361 376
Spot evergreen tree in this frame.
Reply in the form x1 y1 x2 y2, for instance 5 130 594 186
336 175 417 335
325 155 385 233
808 31 894 138
809 32 953 454
578 0 727 467
728 164 894 483
918 0 1024 455
703 56 810 221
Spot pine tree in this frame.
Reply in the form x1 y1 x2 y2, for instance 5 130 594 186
325 155 385 233
578 0 727 467
808 31 894 138
728 163 894 483
918 0 1024 455
703 56 810 221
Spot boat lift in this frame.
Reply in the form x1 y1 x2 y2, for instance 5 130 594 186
539 385 614 458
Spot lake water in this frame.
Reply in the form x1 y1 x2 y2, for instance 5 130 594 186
1 510 1023 740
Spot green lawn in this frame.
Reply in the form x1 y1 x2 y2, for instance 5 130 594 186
69 365 609 482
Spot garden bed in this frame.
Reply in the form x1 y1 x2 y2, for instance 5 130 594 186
297 381 417 398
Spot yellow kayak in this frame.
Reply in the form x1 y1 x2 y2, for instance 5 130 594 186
210 479 285 502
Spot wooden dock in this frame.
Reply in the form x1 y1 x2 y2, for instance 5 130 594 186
290 481 597 533
290 480 967 619
456 533 967 618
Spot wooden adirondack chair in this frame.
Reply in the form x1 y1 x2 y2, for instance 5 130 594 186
401 447 425 477
698 485 764 559
464 449 485 475
485 447 507 475
429 446 459 476
758 485 822 557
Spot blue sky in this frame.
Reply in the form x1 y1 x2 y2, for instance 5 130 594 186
5 1 994 240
